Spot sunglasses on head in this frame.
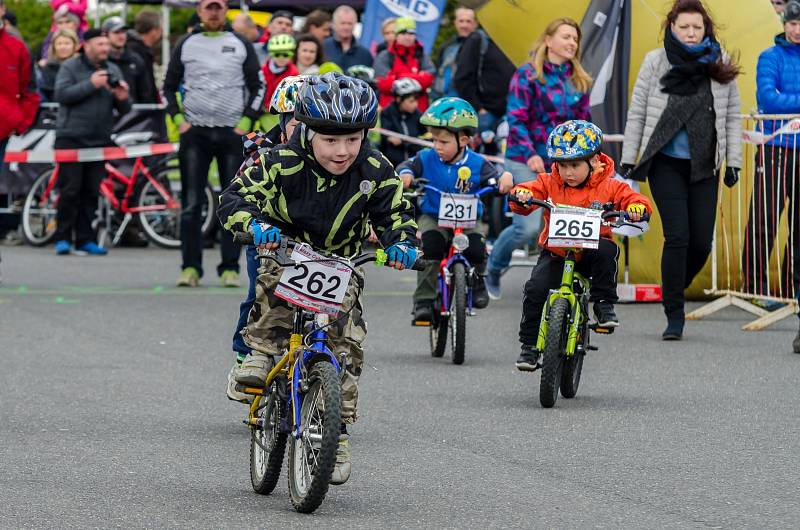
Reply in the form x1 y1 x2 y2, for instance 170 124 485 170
272 52 293 59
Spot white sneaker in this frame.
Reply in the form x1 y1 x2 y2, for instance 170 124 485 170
329 434 351 485
234 355 272 387
226 363 253 403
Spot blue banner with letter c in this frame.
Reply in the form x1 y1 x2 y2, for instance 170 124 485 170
359 0 446 54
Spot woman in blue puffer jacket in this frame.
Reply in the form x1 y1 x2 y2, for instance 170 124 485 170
748 0 800 353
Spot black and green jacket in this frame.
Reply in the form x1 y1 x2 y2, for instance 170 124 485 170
218 127 418 257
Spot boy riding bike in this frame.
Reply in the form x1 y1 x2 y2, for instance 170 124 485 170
226 76 304 404
397 97 513 324
508 120 651 371
218 72 419 485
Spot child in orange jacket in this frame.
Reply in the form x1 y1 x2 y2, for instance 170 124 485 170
507 120 652 371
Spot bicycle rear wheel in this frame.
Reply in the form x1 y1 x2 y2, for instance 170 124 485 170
288 361 341 514
430 292 448 357
540 298 569 408
250 379 288 495
22 169 58 246
137 172 217 249
449 262 467 365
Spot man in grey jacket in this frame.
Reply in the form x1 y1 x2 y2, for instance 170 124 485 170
53 28 132 256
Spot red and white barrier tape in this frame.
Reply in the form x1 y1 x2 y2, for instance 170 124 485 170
3 142 177 164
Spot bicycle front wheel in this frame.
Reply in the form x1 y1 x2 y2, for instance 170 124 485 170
137 173 217 249
288 361 341 514
540 298 570 408
449 262 467 365
560 322 586 399
22 169 59 246
250 379 288 495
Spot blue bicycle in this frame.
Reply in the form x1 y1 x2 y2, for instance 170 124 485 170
232 233 422 512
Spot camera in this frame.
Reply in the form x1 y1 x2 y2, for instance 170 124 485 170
108 71 121 89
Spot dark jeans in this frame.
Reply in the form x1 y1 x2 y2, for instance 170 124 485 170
178 125 241 277
742 144 800 297
54 138 105 246
648 153 718 319
519 239 619 345
232 244 259 356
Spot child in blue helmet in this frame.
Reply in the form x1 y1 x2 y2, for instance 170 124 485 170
397 97 514 324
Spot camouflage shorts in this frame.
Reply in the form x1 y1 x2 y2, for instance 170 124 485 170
242 255 368 423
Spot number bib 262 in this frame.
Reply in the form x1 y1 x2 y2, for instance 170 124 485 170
274 245 352 315
438 193 479 228
547 207 602 249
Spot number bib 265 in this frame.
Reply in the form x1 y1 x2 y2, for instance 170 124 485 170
547 207 602 249
438 193 479 228
274 245 352 315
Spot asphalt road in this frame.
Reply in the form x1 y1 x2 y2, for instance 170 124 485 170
1 246 798 529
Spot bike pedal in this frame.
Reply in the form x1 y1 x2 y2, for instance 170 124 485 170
591 325 615 335
412 319 432 327
234 383 265 395
586 345 599 351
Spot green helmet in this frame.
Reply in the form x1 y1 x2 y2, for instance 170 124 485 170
318 61 344 75
420 97 478 133
268 33 296 56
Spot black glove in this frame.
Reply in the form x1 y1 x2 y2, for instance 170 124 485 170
620 163 635 179
724 167 740 188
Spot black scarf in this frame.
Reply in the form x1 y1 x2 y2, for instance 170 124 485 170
660 30 719 95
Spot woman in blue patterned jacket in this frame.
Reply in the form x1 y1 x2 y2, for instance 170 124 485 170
485 17 592 299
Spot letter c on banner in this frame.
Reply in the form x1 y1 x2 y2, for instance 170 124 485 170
380 0 440 23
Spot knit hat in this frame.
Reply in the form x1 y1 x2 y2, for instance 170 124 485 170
394 16 416 35
785 0 800 23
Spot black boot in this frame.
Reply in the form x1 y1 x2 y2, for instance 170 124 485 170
662 315 684 341
472 275 490 309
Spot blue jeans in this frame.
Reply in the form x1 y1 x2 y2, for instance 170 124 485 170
232 244 260 357
488 159 543 275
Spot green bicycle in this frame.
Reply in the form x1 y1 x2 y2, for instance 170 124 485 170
510 197 646 408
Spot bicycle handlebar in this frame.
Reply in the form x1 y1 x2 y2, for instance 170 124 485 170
507 196 650 225
233 232 426 271
406 178 498 199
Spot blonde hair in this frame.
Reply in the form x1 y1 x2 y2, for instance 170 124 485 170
530 18 592 94
48 28 79 61
381 17 396 32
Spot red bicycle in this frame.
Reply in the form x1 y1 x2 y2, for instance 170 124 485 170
21 154 216 248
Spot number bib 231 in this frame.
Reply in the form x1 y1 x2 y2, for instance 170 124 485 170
438 193 479 228
274 245 352 315
547 207 602 249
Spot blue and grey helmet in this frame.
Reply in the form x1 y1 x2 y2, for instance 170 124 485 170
546 120 603 161
295 72 378 132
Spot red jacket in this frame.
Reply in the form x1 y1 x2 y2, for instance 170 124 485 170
0 25 40 140
375 41 434 111
261 61 299 111
509 153 653 258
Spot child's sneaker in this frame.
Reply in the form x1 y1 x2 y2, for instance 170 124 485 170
412 301 433 325
330 433 352 485
593 302 619 328
76 241 108 255
226 363 253 403
515 345 541 371
235 354 271 387
472 276 490 309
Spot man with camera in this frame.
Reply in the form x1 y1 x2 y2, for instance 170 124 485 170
53 28 132 255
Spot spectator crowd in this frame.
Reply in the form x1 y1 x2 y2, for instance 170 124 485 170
4 0 800 350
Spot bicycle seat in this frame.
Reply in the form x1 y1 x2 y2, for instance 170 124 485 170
111 131 154 146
